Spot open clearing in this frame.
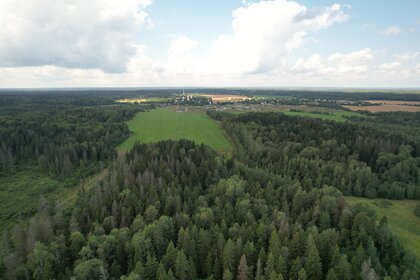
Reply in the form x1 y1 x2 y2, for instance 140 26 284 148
344 105 420 112
0 167 66 231
282 110 364 122
344 100 420 112
200 94 251 103
119 107 233 154
366 100 420 106
0 166 106 233
346 196 420 260
216 103 365 122
116 97 172 104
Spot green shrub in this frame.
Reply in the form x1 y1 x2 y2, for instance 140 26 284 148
414 203 420 217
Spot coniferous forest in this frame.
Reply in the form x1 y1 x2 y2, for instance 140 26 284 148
0 92 420 280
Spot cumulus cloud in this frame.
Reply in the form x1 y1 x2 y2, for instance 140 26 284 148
327 48 373 74
203 0 348 74
381 26 402 35
292 48 373 77
378 62 401 73
0 0 153 73
167 36 199 73
292 54 326 74
394 51 420 61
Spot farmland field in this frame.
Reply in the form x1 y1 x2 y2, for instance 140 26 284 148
346 196 420 260
200 94 251 103
344 100 420 112
116 97 173 104
119 107 233 154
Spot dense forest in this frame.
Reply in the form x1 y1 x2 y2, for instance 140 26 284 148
209 111 420 199
0 92 419 279
1 140 418 279
0 94 144 184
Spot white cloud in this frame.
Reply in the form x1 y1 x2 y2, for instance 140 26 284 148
203 0 348 75
378 62 401 73
292 54 326 73
0 0 419 88
394 51 420 61
167 36 199 73
291 48 373 79
327 48 373 74
0 0 153 73
381 26 402 35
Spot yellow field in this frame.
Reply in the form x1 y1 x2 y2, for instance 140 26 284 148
200 94 251 103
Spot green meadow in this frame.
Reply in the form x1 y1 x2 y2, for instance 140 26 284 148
119 108 233 154
346 196 420 260
0 167 65 231
283 110 364 122
0 166 107 233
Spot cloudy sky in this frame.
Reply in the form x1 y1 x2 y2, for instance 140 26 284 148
0 0 419 88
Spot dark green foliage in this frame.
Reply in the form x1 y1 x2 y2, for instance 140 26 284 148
214 112 420 199
0 93 142 180
1 139 417 279
0 94 419 280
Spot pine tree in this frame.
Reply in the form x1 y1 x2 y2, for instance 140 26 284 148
223 269 233 280
361 259 379 280
305 235 322 280
175 250 189 280
352 244 366 279
290 257 303 280
326 269 337 280
335 255 351 280
264 253 276 277
298 268 308 280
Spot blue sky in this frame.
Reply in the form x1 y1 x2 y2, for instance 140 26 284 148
144 0 419 57
0 0 419 87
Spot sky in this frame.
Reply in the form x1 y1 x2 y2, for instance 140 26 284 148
0 0 419 88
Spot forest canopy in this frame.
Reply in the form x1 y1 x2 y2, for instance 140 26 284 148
0 92 419 280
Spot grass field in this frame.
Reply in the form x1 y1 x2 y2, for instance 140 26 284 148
0 167 66 231
0 166 107 233
283 110 364 122
119 107 233 154
346 196 420 260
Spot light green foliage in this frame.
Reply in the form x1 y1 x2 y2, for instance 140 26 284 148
27 242 55 280
0 166 107 233
223 269 233 280
0 167 63 231
346 196 420 260
283 110 364 122
305 235 322 280
175 250 189 280
73 258 104 280
118 108 233 154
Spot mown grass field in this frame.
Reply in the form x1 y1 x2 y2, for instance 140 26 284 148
346 196 420 260
119 107 233 154
283 110 364 122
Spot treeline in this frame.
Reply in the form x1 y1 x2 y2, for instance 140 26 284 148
209 111 420 199
0 94 143 182
1 140 417 279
